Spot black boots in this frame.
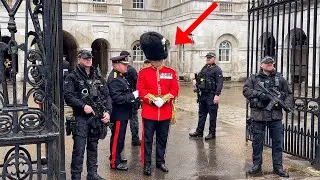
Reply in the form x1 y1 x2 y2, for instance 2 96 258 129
248 165 289 178
111 163 128 171
247 165 261 175
87 172 105 180
156 164 169 172
204 133 216 140
189 131 203 137
273 168 289 177
143 165 152 176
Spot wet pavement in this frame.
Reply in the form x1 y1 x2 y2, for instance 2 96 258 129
62 82 320 179
2 81 320 179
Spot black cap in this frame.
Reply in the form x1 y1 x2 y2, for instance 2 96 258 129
205 52 216 58
110 51 130 64
140 31 168 61
120 51 130 57
261 56 274 64
77 50 93 59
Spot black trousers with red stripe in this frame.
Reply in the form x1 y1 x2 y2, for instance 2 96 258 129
110 120 128 168
142 119 170 167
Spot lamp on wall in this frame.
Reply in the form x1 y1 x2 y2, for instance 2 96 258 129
188 33 195 44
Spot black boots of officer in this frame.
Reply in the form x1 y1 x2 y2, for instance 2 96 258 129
189 131 216 140
204 133 215 140
247 165 289 178
189 131 203 137
247 165 261 175
143 164 169 176
144 165 152 176
273 168 289 177
87 172 105 180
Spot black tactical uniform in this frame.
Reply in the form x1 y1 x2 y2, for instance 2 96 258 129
64 51 112 180
122 52 141 146
243 56 293 177
107 55 137 171
189 52 223 140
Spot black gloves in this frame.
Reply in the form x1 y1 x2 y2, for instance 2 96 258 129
259 92 269 102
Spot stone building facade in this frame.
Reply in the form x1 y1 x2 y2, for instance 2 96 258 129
0 0 250 81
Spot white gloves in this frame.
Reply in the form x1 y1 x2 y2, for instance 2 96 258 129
132 90 139 99
154 97 165 107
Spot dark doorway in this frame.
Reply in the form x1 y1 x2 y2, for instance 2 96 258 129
63 31 78 71
289 28 307 84
264 36 276 57
91 38 109 76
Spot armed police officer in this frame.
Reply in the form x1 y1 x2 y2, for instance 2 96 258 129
64 50 112 180
243 56 293 178
121 51 141 146
107 53 139 171
189 52 223 140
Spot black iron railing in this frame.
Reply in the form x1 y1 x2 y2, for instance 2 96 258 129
0 0 65 179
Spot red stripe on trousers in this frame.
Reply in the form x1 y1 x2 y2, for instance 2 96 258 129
111 121 121 168
141 119 145 167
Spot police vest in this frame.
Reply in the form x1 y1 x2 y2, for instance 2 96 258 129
197 65 217 93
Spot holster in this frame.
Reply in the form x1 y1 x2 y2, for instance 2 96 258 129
246 117 253 135
65 116 76 136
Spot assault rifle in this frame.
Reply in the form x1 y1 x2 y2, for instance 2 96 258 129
81 92 113 139
194 73 200 103
258 82 295 114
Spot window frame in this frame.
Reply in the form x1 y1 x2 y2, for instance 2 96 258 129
133 0 144 9
218 41 232 63
132 42 145 62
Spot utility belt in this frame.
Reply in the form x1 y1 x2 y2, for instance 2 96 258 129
65 116 76 136
65 115 112 140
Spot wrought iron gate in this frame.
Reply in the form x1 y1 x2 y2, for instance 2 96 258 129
0 0 65 179
246 0 320 168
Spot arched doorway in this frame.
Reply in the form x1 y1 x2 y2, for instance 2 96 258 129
289 28 307 84
91 38 109 76
63 31 78 71
0 36 16 80
264 36 276 58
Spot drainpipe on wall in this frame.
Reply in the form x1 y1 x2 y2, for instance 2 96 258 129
178 44 185 80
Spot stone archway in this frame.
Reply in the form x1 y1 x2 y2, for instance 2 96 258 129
63 31 78 71
91 38 110 76
289 28 307 84
264 36 276 58
1 36 16 80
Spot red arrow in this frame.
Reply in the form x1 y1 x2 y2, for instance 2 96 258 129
175 2 218 45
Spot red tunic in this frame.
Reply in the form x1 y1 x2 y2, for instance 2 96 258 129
137 66 180 121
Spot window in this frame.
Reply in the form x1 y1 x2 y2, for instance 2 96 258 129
219 41 231 62
93 0 106 2
133 0 144 9
133 43 144 61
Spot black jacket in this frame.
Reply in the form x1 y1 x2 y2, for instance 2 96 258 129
107 69 136 121
64 65 112 117
243 70 294 121
196 64 224 96
123 65 138 91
